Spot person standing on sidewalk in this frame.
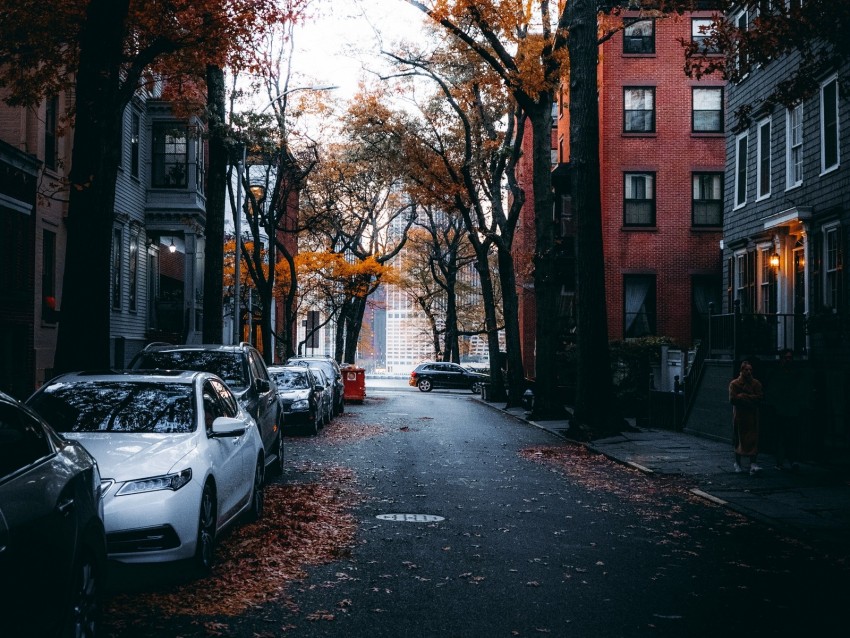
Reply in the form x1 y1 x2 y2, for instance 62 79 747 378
729 360 764 474
768 349 803 471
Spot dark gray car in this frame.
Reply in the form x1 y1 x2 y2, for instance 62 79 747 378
129 342 284 477
0 390 107 637
408 361 488 393
286 357 345 416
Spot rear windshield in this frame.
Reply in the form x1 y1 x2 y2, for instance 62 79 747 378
133 351 247 389
270 370 309 391
29 381 195 434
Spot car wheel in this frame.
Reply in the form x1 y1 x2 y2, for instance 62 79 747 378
194 483 217 572
65 548 100 638
270 430 285 478
337 397 345 415
309 413 319 435
246 458 265 522
418 378 433 392
471 382 482 394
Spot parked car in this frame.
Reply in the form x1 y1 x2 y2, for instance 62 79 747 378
408 362 489 393
286 356 345 416
129 342 284 477
0 390 107 637
307 366 334 427
268 365 324 435
26 370 265 571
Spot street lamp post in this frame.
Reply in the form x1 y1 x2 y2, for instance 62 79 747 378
231 85 337 345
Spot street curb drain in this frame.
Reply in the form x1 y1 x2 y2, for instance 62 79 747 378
376 514 444 522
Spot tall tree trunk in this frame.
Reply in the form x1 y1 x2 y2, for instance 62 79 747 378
496 245 525 407
567 0 620 437
343 295 368 364
202 64 226 344
474 246 507 402
443 269 460 362
334 299 348 362
528 98 566 420
54 0 130 374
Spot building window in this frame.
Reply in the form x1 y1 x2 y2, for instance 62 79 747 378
786 103 803 188
735 133 748 208
734 10 749 76
152 122 188 188
824 226 843 311
131 112 140 178
129 230 139 312
624 172 655 226
692 87 723 132
624 88 655 133
623 19 654 54
735 251 756 313
112 228 122 310
692 173 723 226
759 246 777 313
821 77 839 173
194 129 205 193
691 18 719 54
44 95 58 171
624 275 656 338
42 230 58 323
757 119 771 199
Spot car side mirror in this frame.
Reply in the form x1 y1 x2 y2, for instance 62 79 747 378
210 416 246 438
255 378 271 393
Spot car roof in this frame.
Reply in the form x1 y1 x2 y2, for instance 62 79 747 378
267 365 312 374
43 369 206 385
141 343 249 353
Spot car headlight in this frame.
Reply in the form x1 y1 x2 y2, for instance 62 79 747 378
292 399 309 410
115 468 193 496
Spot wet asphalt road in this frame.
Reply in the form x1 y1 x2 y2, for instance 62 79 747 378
106 387 849 637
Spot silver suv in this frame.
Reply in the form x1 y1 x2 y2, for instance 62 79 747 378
129 342 284 477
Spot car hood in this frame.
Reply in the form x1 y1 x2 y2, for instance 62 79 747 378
63 432 197 480
278 389 310 401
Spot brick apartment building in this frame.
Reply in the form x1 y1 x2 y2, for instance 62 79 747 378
513 7 726 380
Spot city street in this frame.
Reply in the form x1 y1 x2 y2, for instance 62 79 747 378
103 386 849 637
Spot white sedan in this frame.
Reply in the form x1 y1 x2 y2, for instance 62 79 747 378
27 370 265 571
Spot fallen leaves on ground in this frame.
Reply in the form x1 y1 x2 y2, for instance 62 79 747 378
319 415 385 443
104 465 361 627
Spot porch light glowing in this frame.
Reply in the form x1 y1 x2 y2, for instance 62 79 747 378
769 252 780 269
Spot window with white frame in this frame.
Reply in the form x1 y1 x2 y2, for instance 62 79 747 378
624 172 655 226
824 226 842 310
152 122 188 188
736 251 756 312
786 103 803 188
130 111 140 179
128 229 139 312
759 246 777 313
692 172 723 226
757 118 771 199
735 133 748 207
821 77 839 172
624 88 655 133
693 87 723 132
734 10 748 76
112 227 123 310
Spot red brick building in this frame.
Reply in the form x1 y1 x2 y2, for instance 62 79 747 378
513 11 725 372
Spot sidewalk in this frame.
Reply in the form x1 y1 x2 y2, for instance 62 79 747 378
494 404 850 550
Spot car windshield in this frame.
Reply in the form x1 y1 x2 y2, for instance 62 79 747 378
271 370 309 391
133 351 247 388
29 381 195 434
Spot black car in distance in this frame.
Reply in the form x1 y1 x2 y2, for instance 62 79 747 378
268 365 324 435
408 361 489 393
0 390 107 637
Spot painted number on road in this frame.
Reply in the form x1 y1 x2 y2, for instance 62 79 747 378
376 514 445 523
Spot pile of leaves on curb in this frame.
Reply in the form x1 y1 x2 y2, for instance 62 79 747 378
104 465 361 631
319 413 385 444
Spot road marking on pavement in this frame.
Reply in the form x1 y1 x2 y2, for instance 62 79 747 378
376 514 445 523
626 461 653 474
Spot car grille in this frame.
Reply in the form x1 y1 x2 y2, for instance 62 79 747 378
107 525 181 553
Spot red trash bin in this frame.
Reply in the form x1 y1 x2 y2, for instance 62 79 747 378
342 365 366 403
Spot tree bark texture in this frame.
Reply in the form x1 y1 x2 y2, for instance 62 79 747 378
528 98 566 420
567 0 620 436
496 245 525 407
202 65 227 344
54 0 130 374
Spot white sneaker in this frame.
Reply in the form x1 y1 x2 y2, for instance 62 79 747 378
750 463 762 474
734 463 743 473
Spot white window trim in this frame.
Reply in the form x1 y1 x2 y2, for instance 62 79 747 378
785 103 803 190
734 132 749 209
822 221 841 309
756 118 772 201
820 74 840 176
